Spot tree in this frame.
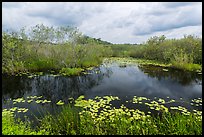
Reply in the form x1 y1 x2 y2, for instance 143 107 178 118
147 35 166 46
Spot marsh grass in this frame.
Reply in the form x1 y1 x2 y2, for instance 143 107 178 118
2 109 48 135
171 62 202 72
2 95 202 135
38 104 81 135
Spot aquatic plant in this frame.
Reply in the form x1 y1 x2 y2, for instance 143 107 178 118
2 108 49 135
59 68 84 76
2 95 202 135
56 100 64 105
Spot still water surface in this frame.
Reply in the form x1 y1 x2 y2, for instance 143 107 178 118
2 62 202 121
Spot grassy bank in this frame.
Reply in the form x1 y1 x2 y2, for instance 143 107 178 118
2 95 202 135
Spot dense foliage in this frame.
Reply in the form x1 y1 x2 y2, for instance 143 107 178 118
2 24 202 74
2 24 112 74
109 35 202 71
2 24 202 73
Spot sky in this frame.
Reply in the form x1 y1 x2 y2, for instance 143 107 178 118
2 2 202 44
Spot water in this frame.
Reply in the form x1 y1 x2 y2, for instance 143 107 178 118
2 62 202 122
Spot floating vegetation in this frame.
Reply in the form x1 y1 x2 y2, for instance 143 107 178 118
145 101 168 112
162 68 168 71
35 100 43 104
2 95 202 135
11 96 51 105
192 98 202 103
56 100 64 105
59 68 84 76
169 99 176 103
103 57 202 73
36 72 43 75
190 98 202 107
49 74 60 77
74 95 201 121
86 67 95 70
82 72 92 75
27 75 35 78
95 70 100 74
27 100 33 103
13 97 25 103
3 107 29 113
157 98 165 104
42 100 51 103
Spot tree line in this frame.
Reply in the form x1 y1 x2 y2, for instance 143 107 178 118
2 24 202 74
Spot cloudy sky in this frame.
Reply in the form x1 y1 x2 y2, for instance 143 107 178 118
2 2 202 44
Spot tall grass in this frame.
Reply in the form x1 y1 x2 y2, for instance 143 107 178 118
3 106 201 135
39 104 80 135
2 96 202 135
2 109 48 135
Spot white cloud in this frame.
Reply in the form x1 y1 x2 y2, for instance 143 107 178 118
2 2 202 44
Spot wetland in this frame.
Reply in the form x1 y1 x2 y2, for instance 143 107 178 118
2 57 202 135
2 24 202 135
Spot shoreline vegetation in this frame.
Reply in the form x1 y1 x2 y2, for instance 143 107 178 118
2 95 202 135
2 24 202 76
104 57 202 73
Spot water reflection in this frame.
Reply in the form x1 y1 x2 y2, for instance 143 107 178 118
82 64 202 103
2 67 108 103
138 64 202 86
2 62 202 121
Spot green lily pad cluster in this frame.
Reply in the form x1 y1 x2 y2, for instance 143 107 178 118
145 101 168 112
75 96 150 124
56 100 64 105
74 95 202 126
12 96 51 105
103 57 171 68
191 98 202 106
75 95 119 109
15 72 44 78
15 72 30 76
2 109 14 116
132 96 149 104
162 68 168 72
191 109 202 122
59 68 84 76
2 95 202 135
82 70 101 75
3 107 29 114
170 106 191 115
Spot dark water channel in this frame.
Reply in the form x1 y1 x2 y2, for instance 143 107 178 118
2 62 202 123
